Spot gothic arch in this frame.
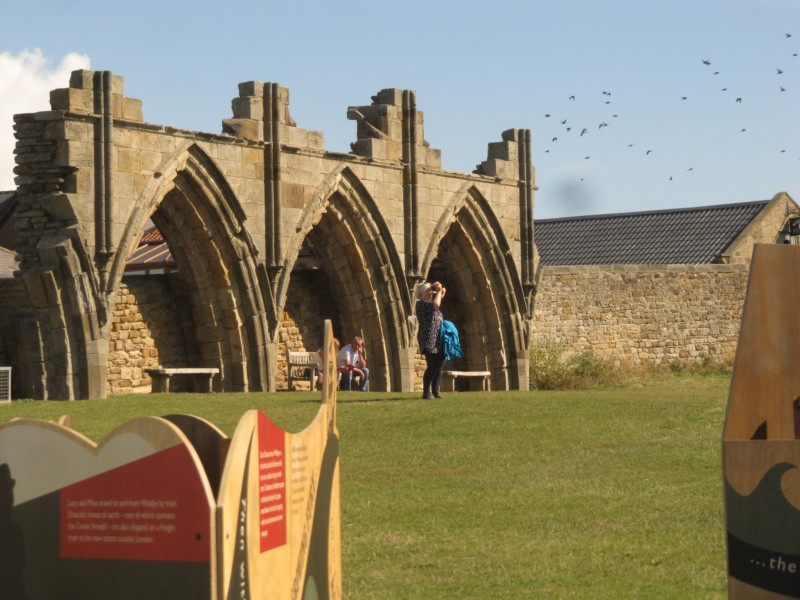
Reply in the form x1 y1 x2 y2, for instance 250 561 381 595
279 165 413 391
112 143 272 392
20 230 106 399
421 184 529 390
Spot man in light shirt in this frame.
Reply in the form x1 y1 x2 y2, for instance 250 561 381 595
336 336 369 391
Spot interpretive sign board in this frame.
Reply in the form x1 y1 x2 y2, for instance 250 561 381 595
0 320 341 600
723 245 800 599
216 319 341 600
0 416 215 600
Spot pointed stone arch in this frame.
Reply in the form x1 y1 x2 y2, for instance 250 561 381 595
19 229 106 399
111 142 272 392
279 165 415 391
420 184 529 390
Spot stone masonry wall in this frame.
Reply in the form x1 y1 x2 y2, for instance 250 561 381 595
108 275 194 394
533 264 749 367
0 278 30 397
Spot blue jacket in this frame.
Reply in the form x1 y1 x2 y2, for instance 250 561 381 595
439 320 463 361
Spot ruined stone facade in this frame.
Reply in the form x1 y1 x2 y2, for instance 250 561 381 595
5 71 535 399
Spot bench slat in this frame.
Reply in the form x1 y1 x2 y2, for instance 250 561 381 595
442 370 491 392
146 367 219 393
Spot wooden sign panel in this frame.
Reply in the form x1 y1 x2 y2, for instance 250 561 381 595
723 244 800 599
0 416 215 600
216 320 342 600
0 320 341 600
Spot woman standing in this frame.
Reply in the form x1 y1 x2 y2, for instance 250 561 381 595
415 281 447 399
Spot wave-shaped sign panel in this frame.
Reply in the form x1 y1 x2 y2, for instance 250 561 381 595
216 319 341 600
0 320 341 600
0 416 215 600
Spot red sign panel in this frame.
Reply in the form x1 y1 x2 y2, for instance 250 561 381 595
60 444 210 562
258 411 287 552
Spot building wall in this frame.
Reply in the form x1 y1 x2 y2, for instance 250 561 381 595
533 264 749 366
108 275 194 394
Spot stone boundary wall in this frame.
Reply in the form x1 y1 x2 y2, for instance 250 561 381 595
533 264 749 367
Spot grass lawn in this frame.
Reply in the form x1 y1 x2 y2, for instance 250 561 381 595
0 374 730 598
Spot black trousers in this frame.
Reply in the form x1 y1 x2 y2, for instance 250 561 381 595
423 351 446 394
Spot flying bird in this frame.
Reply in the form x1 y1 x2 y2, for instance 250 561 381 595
552 137 558 142
569 95 576 100
780 86 787 91
561 119 567 124
646 150 652 155
702 59 711 65
777 68 783 74
736 97 742 103
580 128 587 136
786 33 792 38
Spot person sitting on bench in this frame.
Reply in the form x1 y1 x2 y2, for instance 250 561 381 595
337 336 369 391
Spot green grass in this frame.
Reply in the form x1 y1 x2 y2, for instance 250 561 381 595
1 374 730 599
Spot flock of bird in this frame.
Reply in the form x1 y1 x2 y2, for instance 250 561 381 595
537 32 797 185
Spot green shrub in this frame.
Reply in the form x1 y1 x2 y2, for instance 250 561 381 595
530 344 619 390
531 345 733 390
668 354 731 375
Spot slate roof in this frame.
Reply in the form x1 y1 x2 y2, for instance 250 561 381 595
535 200 771 265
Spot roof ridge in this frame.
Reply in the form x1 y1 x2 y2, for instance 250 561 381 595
536 200 770 223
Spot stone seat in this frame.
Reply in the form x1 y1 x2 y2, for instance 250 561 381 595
442 370 491 392
145 367 219 393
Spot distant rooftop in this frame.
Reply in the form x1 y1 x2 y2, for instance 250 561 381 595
535 201 772 265
125 226 175 275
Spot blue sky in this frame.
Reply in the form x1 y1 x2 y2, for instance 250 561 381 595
1 0 798 218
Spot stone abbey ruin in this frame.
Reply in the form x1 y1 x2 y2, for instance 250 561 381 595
1 70 535 399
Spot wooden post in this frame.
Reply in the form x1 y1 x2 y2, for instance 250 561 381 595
723 244 800 598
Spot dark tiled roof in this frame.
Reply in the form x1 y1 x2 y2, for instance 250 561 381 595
535 201 770 265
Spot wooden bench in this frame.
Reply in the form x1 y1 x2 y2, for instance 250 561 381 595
146 367 219 393
442 370 491 392
286 350 320 391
